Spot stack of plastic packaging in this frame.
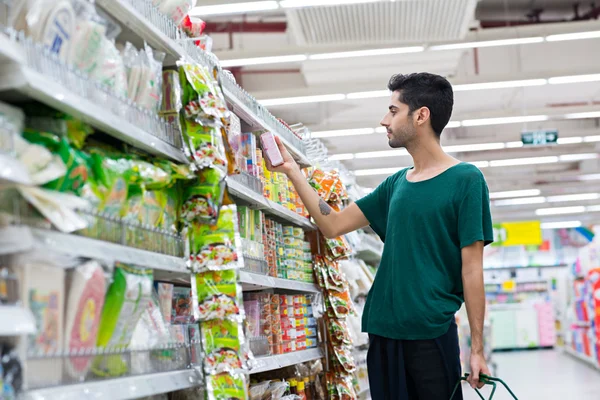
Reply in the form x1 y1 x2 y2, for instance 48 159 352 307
308 168 359 399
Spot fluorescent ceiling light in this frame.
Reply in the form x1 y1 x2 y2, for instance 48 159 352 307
462 115 549 127
220 54 307 67
490 189 541 199
444 142 505 153
584 135 600 142
354 149 408 159
281 0 379 7
309 46 424 61
587 205 600 212
470 161 490 168
506 141 524 148
446 121 462 128
311 127 375 138
546 193 600 202
536 206 586 216
564 112 600 119
454 79 547 92
374 127 387 133
354 167 403 176
489 156 558 167
546 31 600 42
548 74 600 84
429 37 544 51
260 93 345 106
540 221 582 229
328 153 355 161
190 1 278 16
346 90 389 100
556 137 583 144
559 153 598 162
494 197 546 206
579 173 600 181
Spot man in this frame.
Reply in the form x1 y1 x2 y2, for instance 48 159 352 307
264 72 493 400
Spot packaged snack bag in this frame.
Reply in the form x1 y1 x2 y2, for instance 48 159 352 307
194 269 243 322
206 372 248 400
201 319 247 374
181 167 226 225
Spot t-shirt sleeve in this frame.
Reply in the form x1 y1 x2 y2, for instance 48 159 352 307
458 172 494 248
355 177 391 242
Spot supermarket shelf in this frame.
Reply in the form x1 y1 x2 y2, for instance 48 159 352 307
0 65 187 164
0 226 187 273
0 305 36 336
0 32 24 64
227 178 269 209
486 289 548 295
239 270 321 294
571 321 592 327
20 369 202 400
96 0 186 65
563 346 600 371
222 86 311 168
483 264 568 271
0 154 31 185
250 348 323 374
265 200 316 230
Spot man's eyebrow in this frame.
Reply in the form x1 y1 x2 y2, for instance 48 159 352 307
389 105 398 111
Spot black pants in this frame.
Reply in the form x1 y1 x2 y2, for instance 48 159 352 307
367 320 463 400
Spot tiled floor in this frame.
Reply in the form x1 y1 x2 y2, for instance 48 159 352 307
462 349 600 399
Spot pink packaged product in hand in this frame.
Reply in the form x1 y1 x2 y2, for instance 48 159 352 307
260 132 284 167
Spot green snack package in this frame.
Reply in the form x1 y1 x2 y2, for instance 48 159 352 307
200 319 246 374
154 159 195 182
164 184 182 233
194 269 242 322
181 118 227 170
89 153 130 217
188 205 243 273
140 189 167 228
22 129 90 195
179 63 229 122
206 373 248 400
127 159 171 190
181 167 226 225
93 263 153 377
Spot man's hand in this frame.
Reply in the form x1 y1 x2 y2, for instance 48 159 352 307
263 135 298 176
468 352 490 389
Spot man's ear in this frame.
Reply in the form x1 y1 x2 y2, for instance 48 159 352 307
416 107 431 126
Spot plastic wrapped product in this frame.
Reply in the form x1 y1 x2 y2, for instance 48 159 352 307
135 44 165 112
181 120 228 170
67 0 106 74
64 261 106 379
155 282 174 323
161 70 183 114
181 167 226 225
200 319 246 374
93 263 153 377
260 132 284 167
92 37 129 99
123 42 142 102
159 0 196 25
206 372 248 400
194 269 243 322
179 62 229 122
172 286 194 324
188 205 244 273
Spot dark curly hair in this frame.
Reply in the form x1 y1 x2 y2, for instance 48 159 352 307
387 72 454 136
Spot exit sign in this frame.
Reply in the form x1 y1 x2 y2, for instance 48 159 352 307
521 130 558 146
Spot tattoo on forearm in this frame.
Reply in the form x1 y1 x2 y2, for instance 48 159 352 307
319 198 332 216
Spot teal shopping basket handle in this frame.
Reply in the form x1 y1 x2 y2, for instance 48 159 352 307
450 373 518 400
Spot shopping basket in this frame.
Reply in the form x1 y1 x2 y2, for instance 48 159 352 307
450 373 518 399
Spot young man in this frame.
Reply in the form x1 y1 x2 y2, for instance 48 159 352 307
264 72 493 400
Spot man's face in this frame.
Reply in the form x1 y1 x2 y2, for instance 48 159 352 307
380 91 415 149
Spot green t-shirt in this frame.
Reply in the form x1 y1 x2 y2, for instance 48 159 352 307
355 163 493 340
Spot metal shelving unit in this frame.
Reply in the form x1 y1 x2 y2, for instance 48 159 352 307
239 270 321 294
250 348 323 374
20 369 203 400
0 226 187 273
563 346 600 371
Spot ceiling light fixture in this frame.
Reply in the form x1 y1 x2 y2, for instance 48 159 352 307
564 111 600 119
546 31 600 42
260 93 345 106
453 79 547 92
584 135 600 142
354 167 404 176
546 193 600 202
280 0 379 8
461 115 549 127
556 137 583 144
548 73 600 84
429 37 544 51
505 141 524 148
311 127 375 138
558 153 599 162
443 142 505 153
535 206 587 216
328 153 355 161
578 174 600 181
220 55 307 68
309 46 425 61
470 161 490 168
540 221 582 229
346 90 390 99
489 156 558 167
446 121 462 128
494 197 547 206
190 1 278 16
490 189 541 199
354 149 409 159
587 205 600 212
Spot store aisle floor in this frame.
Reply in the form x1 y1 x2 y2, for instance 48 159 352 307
462 349 600 399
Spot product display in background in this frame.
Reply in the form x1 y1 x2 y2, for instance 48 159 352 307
249 359 327 400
